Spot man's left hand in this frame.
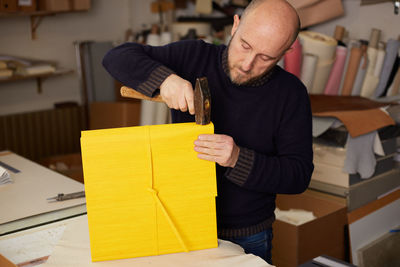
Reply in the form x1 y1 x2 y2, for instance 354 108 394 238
194 134 240 168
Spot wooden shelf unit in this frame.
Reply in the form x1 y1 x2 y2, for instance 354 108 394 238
0 68 73 93
0 10 88 39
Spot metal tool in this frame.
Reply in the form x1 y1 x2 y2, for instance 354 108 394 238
120 77 211 125
47 191 85 202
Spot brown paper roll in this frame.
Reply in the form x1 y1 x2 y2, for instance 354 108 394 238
369 28 381 49
341 46 362 95
334 25 345 42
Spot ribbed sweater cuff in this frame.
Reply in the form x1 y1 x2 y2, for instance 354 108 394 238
218 215 275 238
225 147 254 186
137 65 175 97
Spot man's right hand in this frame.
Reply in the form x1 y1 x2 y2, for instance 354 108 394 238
159 74 195 115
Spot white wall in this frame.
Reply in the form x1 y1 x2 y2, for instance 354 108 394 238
0 0 399 115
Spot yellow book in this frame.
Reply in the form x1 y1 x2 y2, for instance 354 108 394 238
81 122 218 262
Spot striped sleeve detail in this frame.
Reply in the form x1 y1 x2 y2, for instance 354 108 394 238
225 147 255 186
137 65 175 96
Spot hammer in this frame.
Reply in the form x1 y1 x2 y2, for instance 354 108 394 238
120 77 211 125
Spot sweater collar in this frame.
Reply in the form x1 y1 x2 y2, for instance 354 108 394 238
221 47 275 87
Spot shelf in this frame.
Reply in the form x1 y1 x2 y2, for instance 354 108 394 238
0 9 87 17
0 10 64 17
0 69 73 93
0 10 88 39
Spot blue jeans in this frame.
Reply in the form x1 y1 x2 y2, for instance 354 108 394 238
224 228 273 264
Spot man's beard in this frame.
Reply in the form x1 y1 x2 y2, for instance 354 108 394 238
227 39 273 86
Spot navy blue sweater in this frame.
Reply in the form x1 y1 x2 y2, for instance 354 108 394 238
103 40 314 238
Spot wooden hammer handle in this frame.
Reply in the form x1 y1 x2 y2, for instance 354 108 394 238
120 86 164 103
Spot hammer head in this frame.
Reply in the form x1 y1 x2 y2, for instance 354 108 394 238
194 77 211 125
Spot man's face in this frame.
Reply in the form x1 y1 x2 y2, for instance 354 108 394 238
227 14 291 85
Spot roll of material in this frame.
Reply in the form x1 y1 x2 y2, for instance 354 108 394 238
341 46 362 96
154 102 170 125
373 42 386 77
351 50 369 96
284 38 302 78
381 57 400 97
334 25 346 45
359 47 379 97
300 53 318 92
351 61 368 96
386 66 400 96
140 101 158 126
299 31 337 94
324 46 347 95
374 39 400 98
160 32 172 46
277 58 285 68
338 40 360 95
195 0 212 14
140 101 170 126
369 28 381 49
360 29 382 98
146 34 161 46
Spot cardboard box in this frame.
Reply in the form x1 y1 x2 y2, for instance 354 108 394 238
0 254 17 267
70 0 90 11
38 153 83 184
272 192 347 267
37 0 69 11
18 0 36 12
89 101 141 130
0 0 18 12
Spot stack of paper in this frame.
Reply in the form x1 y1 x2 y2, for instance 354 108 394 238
0 55 56 77
15 64 56 76
275 208 316 226
0 60 12 79
0 166 12 185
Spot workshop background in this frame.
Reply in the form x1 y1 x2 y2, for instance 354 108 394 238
0 0 400 267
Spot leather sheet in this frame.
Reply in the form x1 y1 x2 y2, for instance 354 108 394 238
310 95 396 137
291 0 344 28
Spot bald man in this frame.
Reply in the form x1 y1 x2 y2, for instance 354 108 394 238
103 0 313 263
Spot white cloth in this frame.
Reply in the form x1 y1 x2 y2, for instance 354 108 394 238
42 215 273 267
343 131 377 179
312 116 339 137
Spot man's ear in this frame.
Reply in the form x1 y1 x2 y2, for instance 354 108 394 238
231 14 240 36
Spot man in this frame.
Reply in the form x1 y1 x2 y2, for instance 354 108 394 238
103 0 313 263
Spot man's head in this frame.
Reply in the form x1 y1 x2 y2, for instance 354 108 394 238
227 0 300 85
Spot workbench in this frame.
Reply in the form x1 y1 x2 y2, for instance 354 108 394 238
0 151 86 236
0 214 272 267
0 151 272 266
